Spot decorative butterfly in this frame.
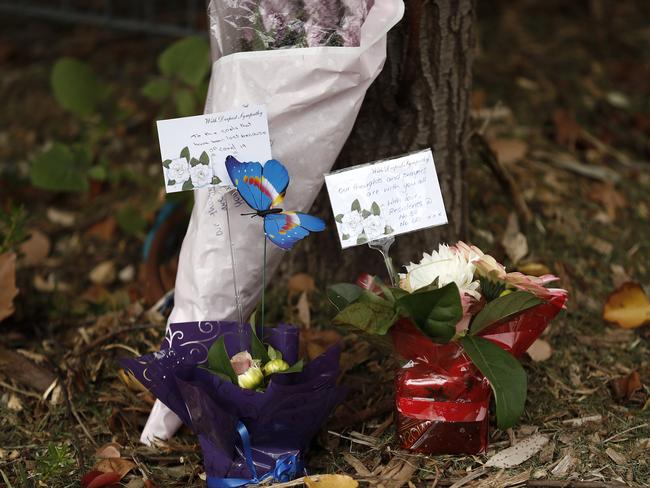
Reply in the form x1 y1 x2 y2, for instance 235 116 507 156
225 155 326 250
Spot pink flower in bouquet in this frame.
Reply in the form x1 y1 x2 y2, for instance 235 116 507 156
303 0 342 47
259 0 299 35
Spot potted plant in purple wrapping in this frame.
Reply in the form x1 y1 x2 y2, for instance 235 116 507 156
122 156 343 486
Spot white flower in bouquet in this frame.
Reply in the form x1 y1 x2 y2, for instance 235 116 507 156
363 214 385 240
341 210 364 237
168 157 190 183
190 164 212 188
400 244 480 298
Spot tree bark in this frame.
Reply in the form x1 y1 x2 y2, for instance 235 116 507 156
283 0 474 284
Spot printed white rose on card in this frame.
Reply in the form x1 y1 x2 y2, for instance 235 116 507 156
325 149 448 248
157 104 272 193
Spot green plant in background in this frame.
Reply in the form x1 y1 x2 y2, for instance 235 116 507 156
0 204 29 254
142 36 211 117
34 442 77 483
30 57 131 193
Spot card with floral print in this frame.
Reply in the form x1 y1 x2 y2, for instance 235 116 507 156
156 105 272 193
324 149 447 248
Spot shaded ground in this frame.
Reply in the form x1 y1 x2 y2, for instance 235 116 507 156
1 2 650 487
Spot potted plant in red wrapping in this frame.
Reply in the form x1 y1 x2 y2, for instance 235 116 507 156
328 242 567 454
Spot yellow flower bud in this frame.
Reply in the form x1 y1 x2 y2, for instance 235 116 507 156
237 365 264 389
263 359 290 376
499 289 513 297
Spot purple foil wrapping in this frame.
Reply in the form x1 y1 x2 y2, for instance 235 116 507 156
121 322 344 479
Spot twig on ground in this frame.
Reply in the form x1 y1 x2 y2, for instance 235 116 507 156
602 422 649 444
526 481 628 488
73 323 160 357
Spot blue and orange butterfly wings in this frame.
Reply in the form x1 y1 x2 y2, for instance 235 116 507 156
225 156 288 211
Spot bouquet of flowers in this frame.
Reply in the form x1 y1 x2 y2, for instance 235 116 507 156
143 0 405 444
121 321 344 484
329 242 568 454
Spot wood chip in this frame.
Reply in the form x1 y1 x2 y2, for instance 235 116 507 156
342 453 371 477
484 434 549 468
550 452 576 477
561 415 602 426
605 447 626 465
526 339 553 362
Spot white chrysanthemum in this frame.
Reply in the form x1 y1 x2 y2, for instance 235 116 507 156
168 157 190 183
400 244 481 298
190 164 213 188
362 214 384 240
340 210 364 237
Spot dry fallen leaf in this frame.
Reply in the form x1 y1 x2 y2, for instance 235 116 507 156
603 282 650 329
288 272 316 295
526 339 553 362
305 474 358 488
553 108 582 150
551 452 577 477
90 261 117 285
19 229 51 266
46 207 76 227
489 138 528 165
605 447 627 465
484 433 549 468
501 213 528 264
609 371 645 404
93 457 136 478
86 217 118 241
0 252 18 322
517 262 551 277
296 292 311 328
95 442 121 459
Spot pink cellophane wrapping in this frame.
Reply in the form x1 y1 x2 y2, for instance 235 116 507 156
141 0 405 445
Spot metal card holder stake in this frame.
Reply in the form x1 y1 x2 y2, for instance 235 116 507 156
367 235 398 286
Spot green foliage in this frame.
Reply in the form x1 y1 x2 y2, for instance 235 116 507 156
470 291 542 336
143 36 211 117
51 58 105 117
327 283 363 310
30 143 90 192
158 36 210 87
34 442 76 482
116 206 147 236
460 336 527 429
332 297 397 335
0 204 29 254
251 326 270 363
395 282 463 343
273 359 304 374
207 337 238 383
479 277 506 301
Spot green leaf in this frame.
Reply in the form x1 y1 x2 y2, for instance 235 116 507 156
190 157 200 167
158 36 210 86
207 337 238 383
267 345 282 361
385 225 394 234
328 283 363 310
87 165 107 181
141 78 172 102
250 327 270 363
335 214 344 223
174 88 196 116
372 276 394 302
395 282 463 343
116 206 147 235
162 159 172 169
182 179 194 191
30 143 89 193
51 58 102 117
211 176 221 185
180 147 190 161
470 291 543 336
332 299 397 335
357 235 367 245
371 202 381 216
199 151 210 165
273 359 303 375
460 336 527 429
361 210 371 218
351 199 361 212
342 234 350 240
167 179 176 186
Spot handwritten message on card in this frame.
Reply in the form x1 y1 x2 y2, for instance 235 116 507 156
157 105 272 193
325 149 447 248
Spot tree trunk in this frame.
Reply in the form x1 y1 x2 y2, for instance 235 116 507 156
282 0 474 284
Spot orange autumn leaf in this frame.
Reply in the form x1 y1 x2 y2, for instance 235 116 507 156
603 282 650 329
0 252 19 322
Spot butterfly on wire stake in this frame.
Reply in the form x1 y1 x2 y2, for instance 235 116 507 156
225 155 325 249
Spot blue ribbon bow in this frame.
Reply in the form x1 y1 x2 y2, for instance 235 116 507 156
207 421 303 487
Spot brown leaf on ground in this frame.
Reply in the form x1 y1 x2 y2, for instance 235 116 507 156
300 328 342 360
95 442 122 459
0 344 56 392
305 474 358 488
501 213 528 264
485 434 549 468
342 452 371 477
609 371 646 404
288 272 316 296
489 138 528 165
86 217 118 241
553 108 583 150
526 339 553 362
296 291 311 328
93 457 136 478
589 182 627 221
19 229 50 266
517 262 551 277
0 252 18 322
603 282 650 329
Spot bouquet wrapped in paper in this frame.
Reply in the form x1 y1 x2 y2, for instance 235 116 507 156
121 322 344 484
143 0 405 444
330 242 568 454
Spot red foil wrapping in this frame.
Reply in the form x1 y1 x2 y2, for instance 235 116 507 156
357 274 568 455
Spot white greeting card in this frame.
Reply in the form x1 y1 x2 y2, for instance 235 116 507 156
325 149 447 248
157 105 272 193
